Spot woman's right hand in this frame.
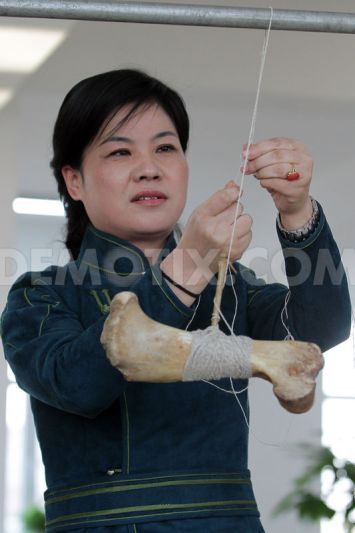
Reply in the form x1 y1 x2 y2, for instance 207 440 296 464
160 181 253 303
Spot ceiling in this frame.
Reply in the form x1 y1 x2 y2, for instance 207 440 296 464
0 16 73 101
0 0 355 107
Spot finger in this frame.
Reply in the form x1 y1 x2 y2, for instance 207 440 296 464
225 180 244 201
200 184 240 217
256 162 313 184
243 138 307 161
242 149 305 175
224 180 238 190
213 211 251 248
254 163 305 181
223 213 252 241
217 200 245 224
235 231 253 257
228 215 253 258
243 138 307 160
234 213 253 236
258 177 306 197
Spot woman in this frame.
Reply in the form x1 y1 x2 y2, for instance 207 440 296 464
1 69 350 532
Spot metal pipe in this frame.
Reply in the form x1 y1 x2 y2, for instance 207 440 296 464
0 0 355 34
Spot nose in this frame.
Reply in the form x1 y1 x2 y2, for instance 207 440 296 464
133 153 161 182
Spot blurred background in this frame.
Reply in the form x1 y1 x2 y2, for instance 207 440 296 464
0 1 354 531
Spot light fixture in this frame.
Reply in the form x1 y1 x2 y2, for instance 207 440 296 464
0 26 67 73
12 197 65 217
0 88 12 110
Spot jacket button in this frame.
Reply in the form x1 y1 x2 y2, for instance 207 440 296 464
106 469 115 476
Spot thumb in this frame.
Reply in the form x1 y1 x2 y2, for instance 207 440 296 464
224 180 238 190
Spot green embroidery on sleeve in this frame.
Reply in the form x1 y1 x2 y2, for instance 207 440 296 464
23 288 34 307
89 290 112 315
24 285 60 308
247 288 264 307
38 304 51 337
4 342 17 350
37 302 59 338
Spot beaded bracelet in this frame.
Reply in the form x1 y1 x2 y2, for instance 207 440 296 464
277 197 320 243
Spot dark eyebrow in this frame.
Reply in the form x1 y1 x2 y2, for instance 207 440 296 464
99 130 178 146
153 131 178 140
99 136 133 146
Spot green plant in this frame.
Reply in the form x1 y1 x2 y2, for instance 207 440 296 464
22 505 45 532
273 444 354 532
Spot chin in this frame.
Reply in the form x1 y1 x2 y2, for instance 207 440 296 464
132 223 174 239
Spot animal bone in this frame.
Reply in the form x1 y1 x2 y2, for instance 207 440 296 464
101 292 324 414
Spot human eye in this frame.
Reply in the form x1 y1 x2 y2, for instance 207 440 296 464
156 144 176 153
108 148 131 157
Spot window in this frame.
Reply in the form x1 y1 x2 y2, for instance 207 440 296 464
321 329 355 533
3 214 68 532
4 366 46 533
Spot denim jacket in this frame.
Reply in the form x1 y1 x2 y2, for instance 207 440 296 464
1 203 351 531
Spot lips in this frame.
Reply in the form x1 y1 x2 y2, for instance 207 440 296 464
131 190 167 203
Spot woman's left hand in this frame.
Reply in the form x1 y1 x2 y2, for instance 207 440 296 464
242 137 314 229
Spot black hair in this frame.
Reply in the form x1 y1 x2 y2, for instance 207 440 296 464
50 69 190 259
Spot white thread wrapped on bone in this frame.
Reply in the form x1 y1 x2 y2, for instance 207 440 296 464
100 292 324 414
183 327 253 381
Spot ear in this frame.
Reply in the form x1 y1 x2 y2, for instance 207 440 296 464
61 166 84 201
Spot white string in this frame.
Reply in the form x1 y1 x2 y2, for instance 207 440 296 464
185 295 201 330
224 7 274 281
212 5 274 333
229 376 294 448
207 294 295 446
208 7 275 400
202 379 248 395
204 375 294 447
281 290 294 340
212 6 274 335
201 8 295 447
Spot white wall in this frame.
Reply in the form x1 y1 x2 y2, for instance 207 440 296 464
0 103 18 533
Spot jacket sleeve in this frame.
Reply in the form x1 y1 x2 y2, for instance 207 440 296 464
0 267 195 418
245 202 351 352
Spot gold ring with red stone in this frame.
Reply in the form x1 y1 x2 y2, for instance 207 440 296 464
286 166 300 181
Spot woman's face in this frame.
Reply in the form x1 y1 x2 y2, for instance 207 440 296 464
62 104 188 250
